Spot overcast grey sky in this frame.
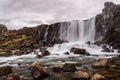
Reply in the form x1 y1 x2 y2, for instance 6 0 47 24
0 0 120 29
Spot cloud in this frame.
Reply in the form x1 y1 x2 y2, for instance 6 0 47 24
0 0 120 29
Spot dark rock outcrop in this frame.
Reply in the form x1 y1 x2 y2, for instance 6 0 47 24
52 64 62 72
0 66 12 76
95 2 120 49
41 50 50 57
0 24 7 36
63 52 70 55
70 48 90 55
0 23 63 56
63 63 77 72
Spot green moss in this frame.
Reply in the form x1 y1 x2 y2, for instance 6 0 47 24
0 49 3 52
22 35 28 40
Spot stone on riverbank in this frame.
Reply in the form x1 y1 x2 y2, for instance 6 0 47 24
0 66 12 76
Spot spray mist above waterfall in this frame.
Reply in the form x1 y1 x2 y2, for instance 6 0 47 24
59 18 95 43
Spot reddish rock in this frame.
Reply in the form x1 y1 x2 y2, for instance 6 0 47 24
71 71 90 80
30 61 49 80
92 58 108 68
91 73 105 80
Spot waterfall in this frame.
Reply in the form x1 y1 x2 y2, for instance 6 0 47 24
60 18 95 42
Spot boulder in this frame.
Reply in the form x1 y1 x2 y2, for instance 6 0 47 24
63 52 70 55
79 66 89 72
41 50 50 57
92 58 108 68
35 54 43 58
63 63 77 72
94 41 103 47
30 61 49 80
71 71 90 80
91 73 105 80
2 73 20 80
52 64 62 72
86 41 91 45
101 47 111 52
0 66 12 76
118 49 120 53
70 48 90 55
101 44 107 49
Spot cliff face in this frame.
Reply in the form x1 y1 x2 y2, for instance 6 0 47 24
0 23 63 56
95 2 120 49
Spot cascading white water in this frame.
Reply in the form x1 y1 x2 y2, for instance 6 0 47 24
60 18 95 42
46 17 118 57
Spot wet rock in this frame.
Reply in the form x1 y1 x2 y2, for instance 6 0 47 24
30 61 49 80
71 71 90 80
63 52 70 55
118 49 120 53
70 48 90 55
0 66 12 76
91 73 105 80
70 47 77 52
35 54 43 58
52 64 62 72
92 58 108 68
101 44 107 49
41 50 50 57
94 41 103 46
63 63 77 72
85 52 91 56
86 41 91 45
79 66 89 72
101 47 111 52
101 44 114 52
73 48 86 54
2 73 20 80
109 65 119 69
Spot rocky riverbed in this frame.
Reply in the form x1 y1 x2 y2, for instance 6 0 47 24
0 55 120 80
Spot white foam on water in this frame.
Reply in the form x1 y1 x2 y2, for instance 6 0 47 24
47 41 118 57
0 53 36 63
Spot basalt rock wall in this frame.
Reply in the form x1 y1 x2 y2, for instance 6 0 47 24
0 23 63 56
95 2 120 49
